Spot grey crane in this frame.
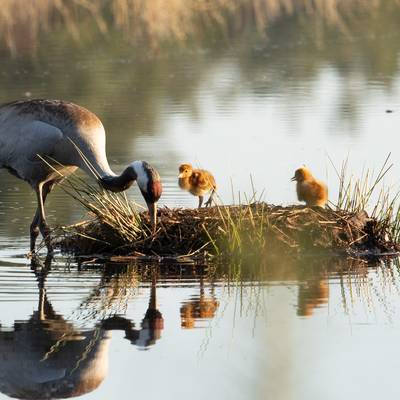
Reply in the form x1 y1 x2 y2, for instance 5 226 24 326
0 99 162 254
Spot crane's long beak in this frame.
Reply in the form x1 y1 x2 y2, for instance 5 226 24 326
147 202 157 232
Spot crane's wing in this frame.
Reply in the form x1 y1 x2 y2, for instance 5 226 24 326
1 120 64 181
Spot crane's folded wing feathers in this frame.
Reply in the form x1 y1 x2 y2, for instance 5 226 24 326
1 120 64 182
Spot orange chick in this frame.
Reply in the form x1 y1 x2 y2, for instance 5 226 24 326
178 163 217 208
291 166 328 207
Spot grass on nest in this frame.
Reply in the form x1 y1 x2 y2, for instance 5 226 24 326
204 179 269 257
331 154 400 243
39 151 151 246
61 173 150 242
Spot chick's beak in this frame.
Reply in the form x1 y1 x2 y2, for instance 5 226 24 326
147 202 157 232
291 176 296 182
178 172 184 178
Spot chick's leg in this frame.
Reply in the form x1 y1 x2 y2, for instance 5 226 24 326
198 196 204 208
204 190 215 207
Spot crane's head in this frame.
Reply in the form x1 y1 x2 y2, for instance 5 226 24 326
100 161 162 230
129 161 162 230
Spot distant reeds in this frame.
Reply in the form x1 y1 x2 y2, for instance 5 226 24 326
0 0 396 55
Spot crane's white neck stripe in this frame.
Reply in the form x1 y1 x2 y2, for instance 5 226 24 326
130 161 149 192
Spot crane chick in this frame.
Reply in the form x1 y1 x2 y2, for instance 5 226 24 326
291 166 328 207
178 164 217 208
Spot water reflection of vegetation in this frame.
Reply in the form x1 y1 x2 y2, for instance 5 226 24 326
82 255 400 324
0 0 398 141
2 0 400 56
217 254 400 319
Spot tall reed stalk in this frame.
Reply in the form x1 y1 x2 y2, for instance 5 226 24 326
332 154 400 242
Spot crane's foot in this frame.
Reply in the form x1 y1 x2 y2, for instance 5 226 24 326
39 222 54 256
29 225 40 256
46 244 54 257
30 252 53 275
27 246 53 260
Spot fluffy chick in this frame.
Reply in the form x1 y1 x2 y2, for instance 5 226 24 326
291 166 328 207
178 163 217 208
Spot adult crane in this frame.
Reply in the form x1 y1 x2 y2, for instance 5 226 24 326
0 99 162 254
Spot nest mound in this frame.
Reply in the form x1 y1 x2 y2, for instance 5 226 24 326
58 203 399 259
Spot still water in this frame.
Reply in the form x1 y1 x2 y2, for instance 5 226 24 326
1 2 400 399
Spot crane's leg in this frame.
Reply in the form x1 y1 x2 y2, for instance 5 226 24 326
198 196 204 208
30 209 40 253
31 182 53 254
204 190 215 207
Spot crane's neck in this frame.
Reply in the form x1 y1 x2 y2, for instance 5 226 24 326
98 161 162 202
99 165 136 192
97 160 162 229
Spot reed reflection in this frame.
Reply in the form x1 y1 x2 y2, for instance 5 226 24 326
1 0 399 57
225 254 391 319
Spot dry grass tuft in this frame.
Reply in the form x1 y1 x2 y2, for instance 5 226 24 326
331 154 400 243
59 173 151 250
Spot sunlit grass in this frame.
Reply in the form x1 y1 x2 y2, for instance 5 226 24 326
60 172 150 243
331 154 400 243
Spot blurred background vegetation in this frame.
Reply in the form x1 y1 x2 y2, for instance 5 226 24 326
1 0 400 133
1 0 399 57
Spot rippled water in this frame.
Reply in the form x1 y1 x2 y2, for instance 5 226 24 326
1 256 400 399
2 3 400 399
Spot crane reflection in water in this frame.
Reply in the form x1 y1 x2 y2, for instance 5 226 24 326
0 258 165 399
